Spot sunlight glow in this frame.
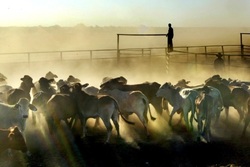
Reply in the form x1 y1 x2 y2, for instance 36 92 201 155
0 0 249 27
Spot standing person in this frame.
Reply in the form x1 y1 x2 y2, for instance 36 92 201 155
214 52 225 74
166 23 174 52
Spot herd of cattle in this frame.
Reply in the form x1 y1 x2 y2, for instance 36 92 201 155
0 71 249 157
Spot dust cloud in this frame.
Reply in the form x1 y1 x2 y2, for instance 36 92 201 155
0 26 250 166
0 25 249 143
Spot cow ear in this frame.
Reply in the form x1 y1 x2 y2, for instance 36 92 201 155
82 83 89 88
13 126 19 133
8 133 14 140
29 104 37 111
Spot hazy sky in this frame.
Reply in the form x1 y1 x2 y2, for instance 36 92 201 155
0 0 249 27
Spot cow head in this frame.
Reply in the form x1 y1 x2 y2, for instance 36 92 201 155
45 71 58 80
39 77 55 94
156 82 173 98
67 75 81 84
20 75 34 92
100 76 127 89
15 98 37 119
8 126 27 152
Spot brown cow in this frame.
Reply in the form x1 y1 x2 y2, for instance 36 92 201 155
0 126 27 154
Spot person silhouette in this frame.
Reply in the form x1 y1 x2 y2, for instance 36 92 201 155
214 53 225 73
166 23 174 52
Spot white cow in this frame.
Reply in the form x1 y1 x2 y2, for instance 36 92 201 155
99 88 156 136
0 98 37 132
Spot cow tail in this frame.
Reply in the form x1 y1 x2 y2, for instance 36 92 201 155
113 98 135 125
194 111 198 122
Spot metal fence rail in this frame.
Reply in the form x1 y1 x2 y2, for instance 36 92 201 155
0 44 249 64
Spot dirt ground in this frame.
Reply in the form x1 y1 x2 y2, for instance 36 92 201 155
1 114 250 167
0 55 249 167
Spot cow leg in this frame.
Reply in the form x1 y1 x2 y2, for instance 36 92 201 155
45 116 53 134
189 113 194 131
111 115 120 137
102 118 113 143
197 117 203 141
204 115 212 142
81 118 87 138
242 114 250 137
224 106 229 122
148 107 156 121
183 109 190 131
169 109 176 126
136 111 149 136
150 98 163 115
236 107 245 124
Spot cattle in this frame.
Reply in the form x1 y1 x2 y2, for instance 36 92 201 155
0 73 8 85
45 71 58 81
67 75 81 84
100 76 163 115
31 77 56 124
0 126 27 154
0 98 37 132
83 86 99 96
194 85 224 125
241 98 250 137
156 82 198 131
32 77 56 96
174 79 204 89
99 86 155 137
45 84 80 134
72 83 135 143
56 75 81 92
0 85 13 103
5 75 34 105
205 75 249 123
195 91 214 142
230 87 249 123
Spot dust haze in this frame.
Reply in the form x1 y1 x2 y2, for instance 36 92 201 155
0 25 249 86
0 26 249 139
0 26 250 166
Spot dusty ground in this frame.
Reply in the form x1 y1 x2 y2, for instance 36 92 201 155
1 114 250 167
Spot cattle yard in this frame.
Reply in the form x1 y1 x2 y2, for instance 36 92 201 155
0 33 250 166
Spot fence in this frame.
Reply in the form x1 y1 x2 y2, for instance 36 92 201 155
0 44 249 65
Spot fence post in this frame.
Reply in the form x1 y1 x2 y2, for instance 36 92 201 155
195 54 197 72
240 33 244 58
221 46 224 55
205 46 207 59
117 34 120 62
90 50 93 59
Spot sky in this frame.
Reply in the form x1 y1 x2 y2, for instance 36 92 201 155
0 0 249 27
